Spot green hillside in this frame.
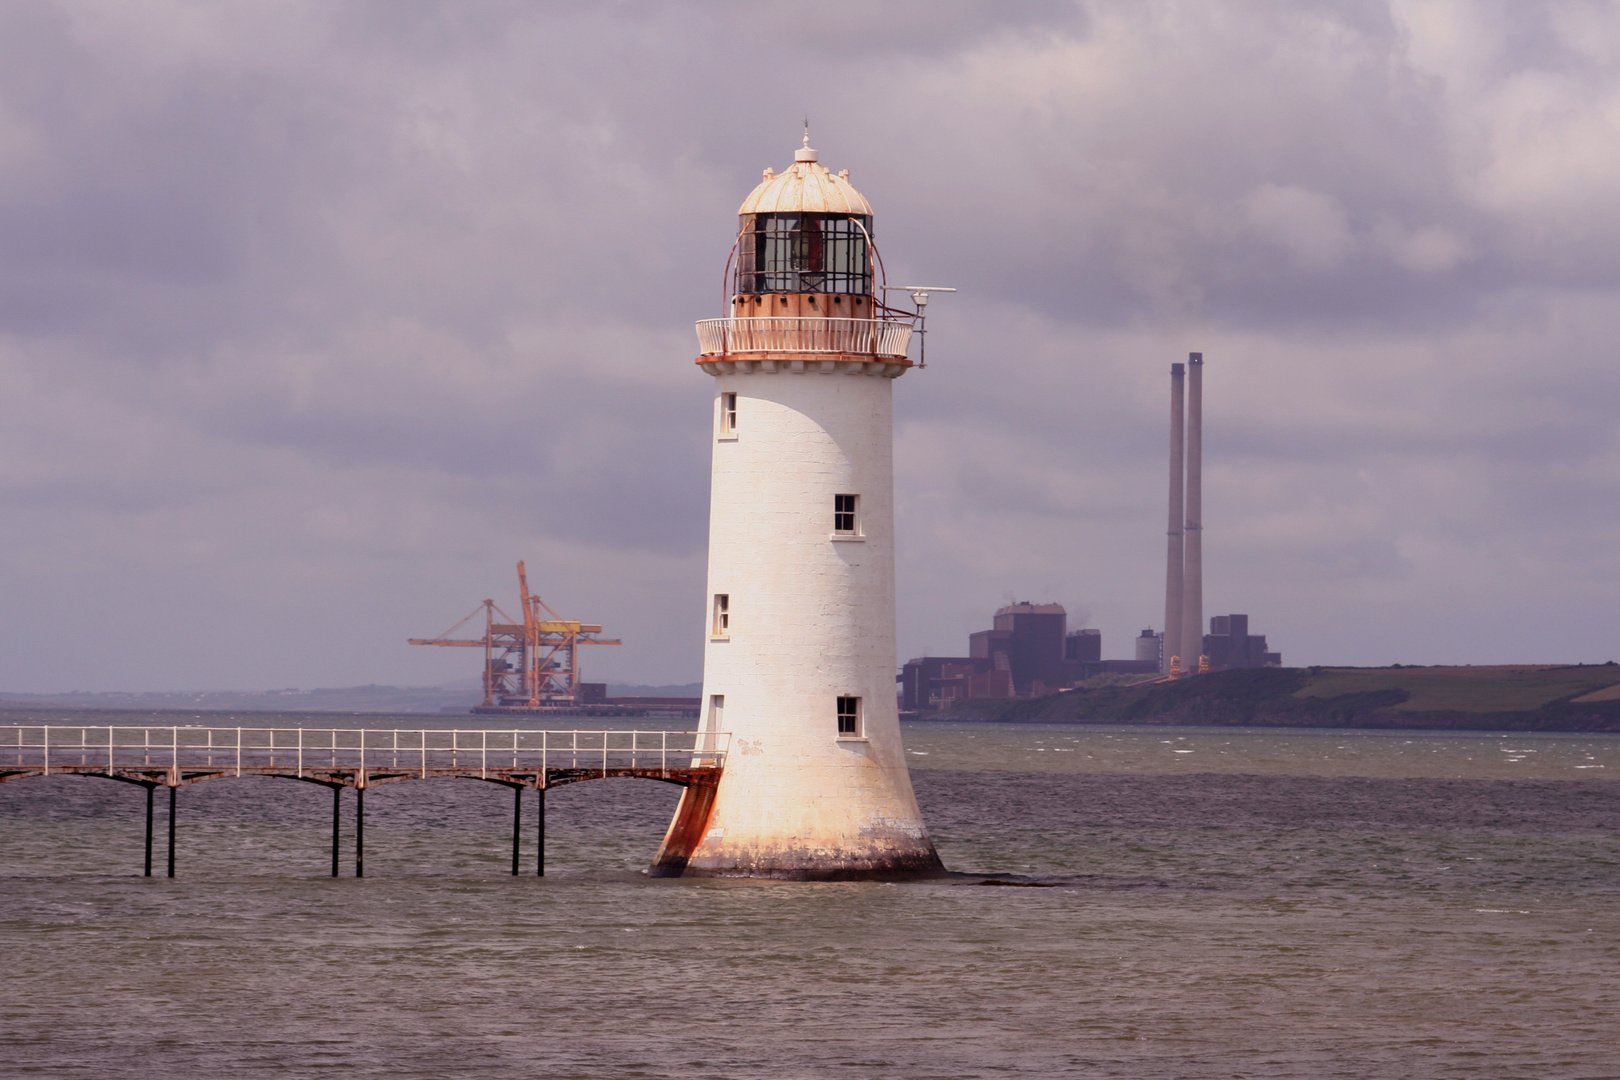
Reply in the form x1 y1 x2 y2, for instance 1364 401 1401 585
936 664 1620 732
1294 665 1619 712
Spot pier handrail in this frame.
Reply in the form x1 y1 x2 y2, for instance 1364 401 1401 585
0 725 729 781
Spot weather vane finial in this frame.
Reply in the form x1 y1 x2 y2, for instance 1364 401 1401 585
794 119 818 163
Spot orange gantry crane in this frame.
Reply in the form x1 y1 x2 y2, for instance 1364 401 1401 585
409 561 621 708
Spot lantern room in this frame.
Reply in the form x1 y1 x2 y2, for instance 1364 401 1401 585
697 135 920 364
728 135 880 320
735 213 871 296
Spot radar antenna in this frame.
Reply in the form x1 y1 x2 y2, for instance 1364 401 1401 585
881 286 957 368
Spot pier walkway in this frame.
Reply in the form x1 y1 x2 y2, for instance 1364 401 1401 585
1 725 728 879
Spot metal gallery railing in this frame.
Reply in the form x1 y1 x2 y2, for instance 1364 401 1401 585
1 726 730 781
695 316 913 359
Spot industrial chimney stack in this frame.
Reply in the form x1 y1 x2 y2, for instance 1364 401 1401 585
1181 354 1204 676
1162 363 1185 674
1163 353 1205 677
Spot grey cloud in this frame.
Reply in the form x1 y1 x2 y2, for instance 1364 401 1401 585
0 1 1616 692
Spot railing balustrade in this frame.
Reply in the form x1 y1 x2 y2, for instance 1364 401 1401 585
695 316 913 359
1 726 729 781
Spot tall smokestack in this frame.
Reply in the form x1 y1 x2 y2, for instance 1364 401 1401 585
1162 362 1185 674
1180 353 1204 674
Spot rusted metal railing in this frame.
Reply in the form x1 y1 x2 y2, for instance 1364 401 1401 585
695 316 913 358
0 726 729 783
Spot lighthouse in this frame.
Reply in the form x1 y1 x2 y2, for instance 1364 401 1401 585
650 135 946 880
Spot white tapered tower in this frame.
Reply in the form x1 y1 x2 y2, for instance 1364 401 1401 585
650 136 945 880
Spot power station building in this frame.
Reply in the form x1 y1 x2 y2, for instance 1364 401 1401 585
899 352 1284 714
1203 614 1282 669
1138 616 1282 673
970 602 1068 694
650 136 945 880
900 604 1281 710
899 603 1155 711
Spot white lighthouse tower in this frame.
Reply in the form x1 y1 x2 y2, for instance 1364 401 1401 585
650 135 946 880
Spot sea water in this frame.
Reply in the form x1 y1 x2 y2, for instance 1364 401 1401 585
1 716 1616 1078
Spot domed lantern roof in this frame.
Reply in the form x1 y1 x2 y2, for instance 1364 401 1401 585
737 134 874 217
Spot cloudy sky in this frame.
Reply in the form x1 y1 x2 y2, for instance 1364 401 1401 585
1 0 1617 693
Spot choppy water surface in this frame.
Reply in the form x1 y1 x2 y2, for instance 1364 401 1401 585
904 720 1620 779
2 716 1617 1078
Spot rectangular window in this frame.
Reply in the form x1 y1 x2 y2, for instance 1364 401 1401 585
718 392 737 438
834 494 858 534
709 694 724 727
738 213 873 296
836 696 861 736
712 594 729 638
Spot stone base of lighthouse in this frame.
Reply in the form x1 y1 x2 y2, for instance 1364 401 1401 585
648 360 945 881
649 766 946 881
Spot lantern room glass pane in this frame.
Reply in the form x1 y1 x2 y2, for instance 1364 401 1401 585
736 214 872 296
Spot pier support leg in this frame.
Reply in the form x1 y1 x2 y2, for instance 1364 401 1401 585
355 787 364 879
536 785 545 877
511 786 521 877
144 784 154 877
331 785 341 878
166 785 176 879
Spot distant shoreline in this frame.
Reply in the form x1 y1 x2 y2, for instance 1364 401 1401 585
8 666 1619 735
908 665 1620 734
0 682 702 718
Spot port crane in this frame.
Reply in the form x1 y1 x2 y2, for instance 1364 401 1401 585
409 561 620 708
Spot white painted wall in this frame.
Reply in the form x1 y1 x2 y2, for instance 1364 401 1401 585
684 365 941 876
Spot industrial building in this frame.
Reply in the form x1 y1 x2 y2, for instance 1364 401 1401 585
897 656 1003 711
899 353 1286 712
1203 614 1282 669
1137 628 1163 668
900 603 1156 711
970 602 1067 694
